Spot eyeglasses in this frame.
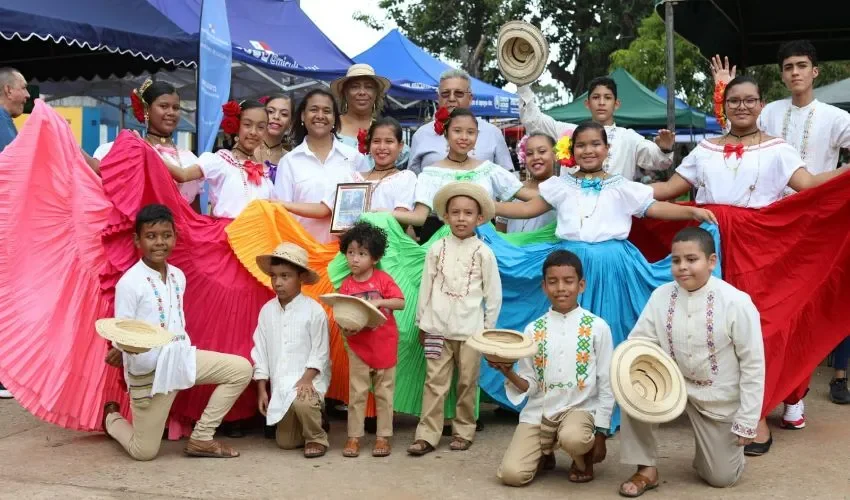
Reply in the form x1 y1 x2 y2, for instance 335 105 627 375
725 97 760 109
439 90 470 99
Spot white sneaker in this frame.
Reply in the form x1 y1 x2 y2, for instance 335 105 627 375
782 400 806 429
0 388 12 399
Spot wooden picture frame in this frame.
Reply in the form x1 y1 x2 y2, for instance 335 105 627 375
330 182 372 234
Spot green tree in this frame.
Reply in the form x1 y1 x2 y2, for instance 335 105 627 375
530 82 562 107
748 62 850 103
609 13 712 111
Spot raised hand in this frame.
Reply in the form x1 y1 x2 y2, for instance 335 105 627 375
654 129 675 151
710 55 736 85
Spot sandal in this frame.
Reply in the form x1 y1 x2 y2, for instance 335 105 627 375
568 461 594 483
343 438 360 458
102 401 120 437
407 440 435 456
618 472 659 498
449 436 472 451
184 439 240 458
304 442 327 459
372 437 391 457
538 453 556 471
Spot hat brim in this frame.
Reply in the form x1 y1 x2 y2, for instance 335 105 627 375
432 182 496 224
497 21 550 86
319 293 387 328
610 339 688 424
330 74 391 101
95 318 174 351
256 254 320 285
467 328 537 362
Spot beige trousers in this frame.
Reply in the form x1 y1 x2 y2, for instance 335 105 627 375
620 403 745 488
105 350 252 461
275 394 329 449
497 410 596 487
414 339 481 446
347 349 396 438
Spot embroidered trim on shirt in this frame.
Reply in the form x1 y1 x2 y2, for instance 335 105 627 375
731 421 757 439
575 314 594 391
666 286 717 387
436 239 480 299
533 313 594 392
146 273 184 329
532 316 549 391
423 161 497 182
781 105 816 160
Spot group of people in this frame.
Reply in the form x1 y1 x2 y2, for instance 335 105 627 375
0 36 849 497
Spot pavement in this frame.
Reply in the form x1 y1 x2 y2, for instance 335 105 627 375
1 366 848 500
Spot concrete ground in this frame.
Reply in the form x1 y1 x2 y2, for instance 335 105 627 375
1 367 847 500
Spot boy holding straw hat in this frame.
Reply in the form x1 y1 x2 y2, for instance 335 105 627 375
102 204 253 460
617 227 765 497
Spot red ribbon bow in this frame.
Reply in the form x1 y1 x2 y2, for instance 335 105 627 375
723 142 745 159
242 160 265 186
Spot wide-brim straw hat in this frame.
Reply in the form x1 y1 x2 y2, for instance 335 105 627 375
610 339 688 424
319 293 386 332
467 328 537 364
256 242 320 285
497 21 550 86
432 182 496 224
95 318 174 354
331 64 391 100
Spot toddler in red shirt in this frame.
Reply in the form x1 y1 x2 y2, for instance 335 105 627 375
338 222 405 458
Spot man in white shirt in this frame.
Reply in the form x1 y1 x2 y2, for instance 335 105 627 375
102 204 253 461
494 250 612 487
408 68 515 174
711 40 850 440
518 76 676 181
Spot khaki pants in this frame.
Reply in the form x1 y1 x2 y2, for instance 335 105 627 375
275 394 329 449
497 410 595 487
414 339 481 446
347 349 396 438
620 403 745 488
105 350 252 461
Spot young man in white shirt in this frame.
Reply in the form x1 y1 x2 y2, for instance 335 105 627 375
408 69 515 174
102 204 253 461
251 243 331 459
494 250 613 487
517 76 676 181
711 40 850 446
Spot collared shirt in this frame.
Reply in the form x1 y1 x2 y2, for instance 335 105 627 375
676 138 803 209
250 294 331 425
759 98 850 175
114 260 197 397
506 307 614 429
416 234 502 339
539 174 655 242
273 138 366 242
408 118 514 174
197 149 275 218
628 277 765 438
0 107 18 152
517 85 673 181
94 142 203 204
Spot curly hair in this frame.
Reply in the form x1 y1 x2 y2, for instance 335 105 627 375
339 221 388 261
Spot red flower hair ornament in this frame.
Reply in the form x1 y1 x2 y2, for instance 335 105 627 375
433 106 450 135
357 128 369 154
221 100 242 135
130 79 154 124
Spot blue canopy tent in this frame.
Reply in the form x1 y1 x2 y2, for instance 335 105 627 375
354 29 519 118
0 0 197 82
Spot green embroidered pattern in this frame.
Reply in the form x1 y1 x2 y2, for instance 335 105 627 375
532 313 595 393
575 314 595 391
423 161 497 182
532 317 548 391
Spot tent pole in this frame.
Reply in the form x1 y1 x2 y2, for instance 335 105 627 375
665 0 676 132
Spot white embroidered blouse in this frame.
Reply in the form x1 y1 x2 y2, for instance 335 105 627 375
628 277 765 438
413 161 523 212
506 307 615 430
197 149 275 218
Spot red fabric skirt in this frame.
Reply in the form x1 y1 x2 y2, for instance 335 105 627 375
629 173 850 416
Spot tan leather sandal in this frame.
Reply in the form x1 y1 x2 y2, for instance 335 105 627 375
449 436 472 451
343 437 360 458
372 437 391 457
618 472 659 497
102 401 120 437
304 442 327 458
184 439 240 458
406 439 435 456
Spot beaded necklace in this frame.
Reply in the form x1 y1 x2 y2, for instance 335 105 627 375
781 104 816 161
146 271 184 329
603 125 618 171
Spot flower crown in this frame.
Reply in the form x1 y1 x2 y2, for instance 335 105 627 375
130 79 154 124
433 106 450 135
516 129 576 169
220 100 242 135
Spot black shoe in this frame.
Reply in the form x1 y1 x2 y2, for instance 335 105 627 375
476 419 484 432
442 425 452 437
829 378 850 404
264 425 276 439
364 416 377 435
744 433 773 456
220 422 246 438
321 409 331 433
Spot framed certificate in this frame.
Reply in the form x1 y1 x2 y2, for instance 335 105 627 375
330 182 372 234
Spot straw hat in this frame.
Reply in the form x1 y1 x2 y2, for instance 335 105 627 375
331 64 391 100
497 21 549 86
95 318 174 354
256 242 320 285
610 339 688 424
467 328 537 364
432 182 496 224
319 293 386 332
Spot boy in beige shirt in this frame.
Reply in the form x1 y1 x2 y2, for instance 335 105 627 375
407 182 502 456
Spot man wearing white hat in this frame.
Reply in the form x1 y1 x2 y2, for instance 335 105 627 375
617 227 765 497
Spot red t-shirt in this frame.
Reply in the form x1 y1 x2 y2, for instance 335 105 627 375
339 269 404 369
